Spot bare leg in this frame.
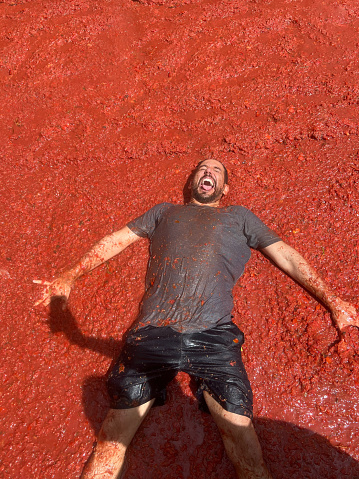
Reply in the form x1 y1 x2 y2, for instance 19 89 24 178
81 399 154 479
204 391 272 479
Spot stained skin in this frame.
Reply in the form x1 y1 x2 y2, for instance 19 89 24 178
35 161 358 479
2 0 359 476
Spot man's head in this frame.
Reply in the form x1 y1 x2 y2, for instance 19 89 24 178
191 159 229 207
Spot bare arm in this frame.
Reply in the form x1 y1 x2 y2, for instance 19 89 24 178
34 226 140 306
261 240 358 331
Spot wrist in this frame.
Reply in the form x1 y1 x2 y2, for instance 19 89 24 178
62 267 80 283
320 292 340 311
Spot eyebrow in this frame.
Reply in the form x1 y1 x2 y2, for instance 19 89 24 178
199 164 223 171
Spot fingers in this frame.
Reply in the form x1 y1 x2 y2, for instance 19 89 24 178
34 293 50 307
32 279 51 306
33 279 55 307
34 292 68 307
333 304 359 330
33 278 71 309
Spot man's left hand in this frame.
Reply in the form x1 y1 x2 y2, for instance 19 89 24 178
330 298 359 331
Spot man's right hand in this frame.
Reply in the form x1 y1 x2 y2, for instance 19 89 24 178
33 273 75 307
33 226 140 308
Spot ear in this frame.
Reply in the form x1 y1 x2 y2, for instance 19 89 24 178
222 184 229 196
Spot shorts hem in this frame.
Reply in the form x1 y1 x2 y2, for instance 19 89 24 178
109 388 167 410
197 385 253 420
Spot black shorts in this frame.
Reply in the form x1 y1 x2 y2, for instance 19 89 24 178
107 322 253 419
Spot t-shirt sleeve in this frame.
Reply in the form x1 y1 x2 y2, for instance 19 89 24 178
242 208 281 249
126 203 173 238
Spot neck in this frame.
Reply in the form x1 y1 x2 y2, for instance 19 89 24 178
189 197 221 208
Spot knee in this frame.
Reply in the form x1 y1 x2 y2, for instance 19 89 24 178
220 420 265 470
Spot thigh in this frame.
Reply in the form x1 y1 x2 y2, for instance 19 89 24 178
183 323 253 418
204 391 267 473
98 401 155 445
204 392 270 470
107 326 180 409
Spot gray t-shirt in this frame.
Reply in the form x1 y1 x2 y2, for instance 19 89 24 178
127 202 281 332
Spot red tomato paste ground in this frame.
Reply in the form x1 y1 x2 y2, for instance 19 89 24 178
1 0 359 477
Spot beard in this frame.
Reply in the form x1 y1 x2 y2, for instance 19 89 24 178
191 182 225 204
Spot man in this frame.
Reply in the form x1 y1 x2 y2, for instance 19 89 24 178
35 159 358 479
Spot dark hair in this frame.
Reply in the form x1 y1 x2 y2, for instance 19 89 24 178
196 159 229 185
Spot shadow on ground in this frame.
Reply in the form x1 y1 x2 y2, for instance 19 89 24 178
48 297 359 479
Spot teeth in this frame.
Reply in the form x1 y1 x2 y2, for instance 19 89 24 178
202 178 214 187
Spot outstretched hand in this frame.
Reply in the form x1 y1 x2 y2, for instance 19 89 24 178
33 274 75 307
330 298 359 332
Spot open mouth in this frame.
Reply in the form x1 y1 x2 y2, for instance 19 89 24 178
199 177 215 192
